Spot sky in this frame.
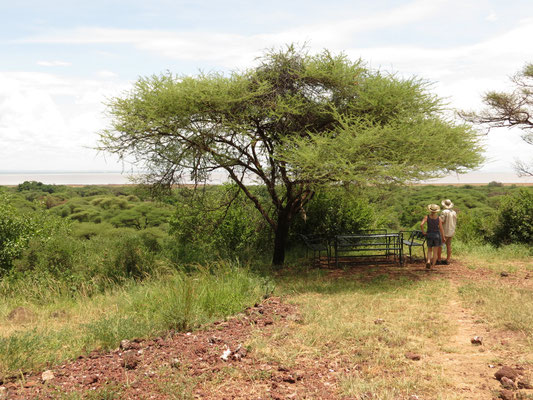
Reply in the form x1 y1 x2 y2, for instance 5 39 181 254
1 0 533 182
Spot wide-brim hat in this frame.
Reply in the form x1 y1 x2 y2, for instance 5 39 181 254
441 199 454 209
427 204 440 213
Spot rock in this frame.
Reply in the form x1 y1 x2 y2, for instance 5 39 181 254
525 273 530 279
120 339 133 350
374 318 385 325
170 358 180 369
495 366 519 382
282 375 296 383
405 352 421 361
220 346 231 361
518 380 533 389
499 389 514 400
500 271 509 277
121 351 139 370
0 387 7 400
7 307 35 323
471 336 483 345
293 370 304 381
82 375 98 385
232 345 248 361
500 376 517 390
41 370 55 382
24 380 38 388
208 336 221 344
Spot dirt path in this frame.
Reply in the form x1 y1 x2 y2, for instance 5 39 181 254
426 286 501 398
1 261 531 399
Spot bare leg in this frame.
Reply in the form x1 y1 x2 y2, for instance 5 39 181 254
445 237 453 262
431 248 438 267
426 247 433 268
437 245 442 263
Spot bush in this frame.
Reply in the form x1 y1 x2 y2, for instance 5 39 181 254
0 194 70 274
454 208 494 244
169 185 269 263
291 187 376 240
492 189 533 245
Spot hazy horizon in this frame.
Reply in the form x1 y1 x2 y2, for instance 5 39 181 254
1 170 532 186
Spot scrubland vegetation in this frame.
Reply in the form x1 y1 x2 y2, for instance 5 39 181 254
0 180 532 397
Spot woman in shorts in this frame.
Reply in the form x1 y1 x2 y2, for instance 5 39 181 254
420 204 445 269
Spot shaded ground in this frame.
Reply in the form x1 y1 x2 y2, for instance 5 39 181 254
2 260 532 399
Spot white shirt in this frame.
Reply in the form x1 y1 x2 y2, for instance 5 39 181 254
441 209 457 237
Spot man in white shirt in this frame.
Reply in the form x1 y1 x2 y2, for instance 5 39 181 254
437 199 457 265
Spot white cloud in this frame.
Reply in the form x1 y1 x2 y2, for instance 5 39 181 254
37 60 72 67
18 0 451 68
0 72 127 170
486 11 498 22
97 70 118 78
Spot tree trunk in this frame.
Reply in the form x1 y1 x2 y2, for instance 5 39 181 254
272 209 291 267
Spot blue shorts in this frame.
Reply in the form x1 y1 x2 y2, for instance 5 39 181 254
426 232 442 247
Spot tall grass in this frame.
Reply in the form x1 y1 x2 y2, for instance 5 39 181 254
0 262 269 378
454 240 533 261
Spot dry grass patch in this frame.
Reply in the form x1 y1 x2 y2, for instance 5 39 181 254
248 271 461 398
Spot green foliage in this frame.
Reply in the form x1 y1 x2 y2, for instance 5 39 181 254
170 185 269 263
453 207 495 244
0 263 268 377
8 230 162 297
0 194 70 274
493 189 533 245
17 180 63 193
99 45 484 265
291 187 376 239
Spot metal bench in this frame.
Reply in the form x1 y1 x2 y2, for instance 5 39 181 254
299 233 331 266
334 231 403 266
402 230 426 262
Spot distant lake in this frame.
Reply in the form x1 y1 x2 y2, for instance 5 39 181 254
0 171 532 186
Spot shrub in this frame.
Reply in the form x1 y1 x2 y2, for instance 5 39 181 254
492 189 533 245
0 194 69 274
291 187 376 240
169 185 269 263
454 207 494 244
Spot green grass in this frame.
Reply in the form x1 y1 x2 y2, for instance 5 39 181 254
454 240 533 261
0 262 268 378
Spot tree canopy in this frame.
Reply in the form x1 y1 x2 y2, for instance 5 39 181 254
100 45 483 265
461 62 533 177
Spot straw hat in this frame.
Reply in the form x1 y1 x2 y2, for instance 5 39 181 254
441 199 454 209
427 204 440 213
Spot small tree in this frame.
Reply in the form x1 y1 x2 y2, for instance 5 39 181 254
461 63 533 176
100 46 483 266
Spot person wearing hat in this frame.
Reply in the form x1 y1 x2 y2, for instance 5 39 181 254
437 199 457 265
420 204 445 269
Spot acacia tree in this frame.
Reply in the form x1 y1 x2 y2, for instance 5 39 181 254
100 46 483 266
461 63 533 176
